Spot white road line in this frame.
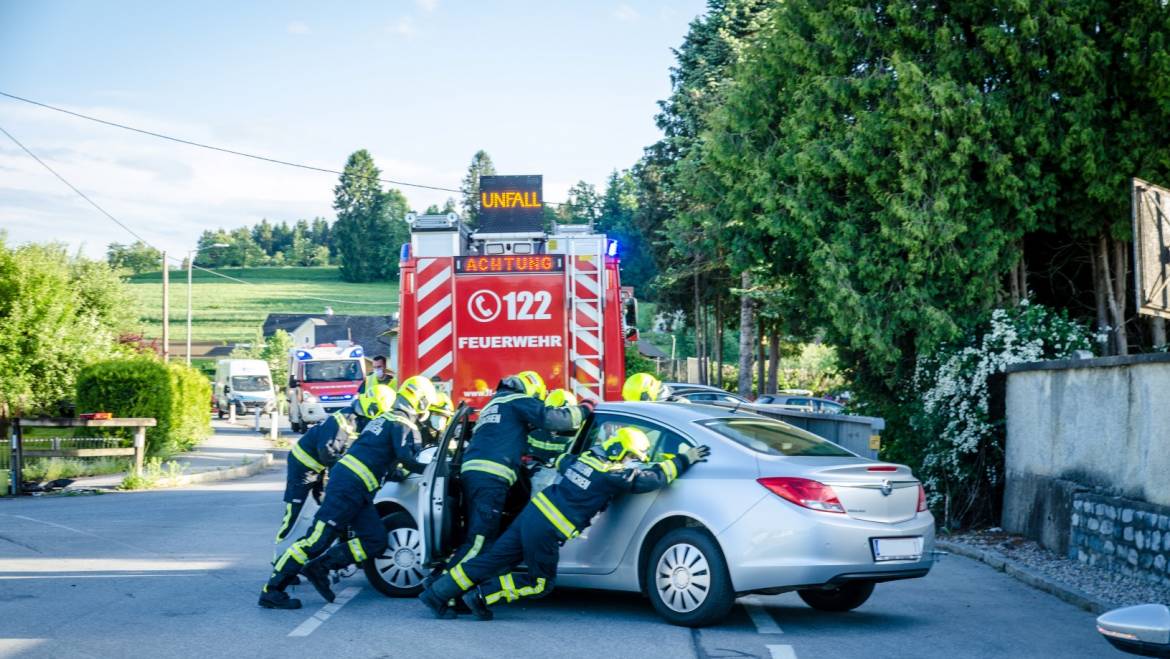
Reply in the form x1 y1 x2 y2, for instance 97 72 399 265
767 645 797 659
2 514 151 554
288 586 361 637
0 573 205 579
741 596 783 634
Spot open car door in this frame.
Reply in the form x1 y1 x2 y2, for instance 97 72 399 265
417 402 473 568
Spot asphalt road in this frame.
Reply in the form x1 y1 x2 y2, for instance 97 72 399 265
0 465 1118 659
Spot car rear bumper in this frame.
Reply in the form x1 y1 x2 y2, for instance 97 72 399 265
718 493 936 594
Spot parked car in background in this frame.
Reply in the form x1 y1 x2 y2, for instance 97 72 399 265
667 385 753 406
757 394 846 414
368 401 935 627
213 359 276 418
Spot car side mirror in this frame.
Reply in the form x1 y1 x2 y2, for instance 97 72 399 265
1097 604 1170 657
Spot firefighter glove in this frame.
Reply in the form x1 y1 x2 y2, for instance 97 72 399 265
683 444 711 465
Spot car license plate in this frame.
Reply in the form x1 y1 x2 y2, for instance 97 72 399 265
871 536 923 562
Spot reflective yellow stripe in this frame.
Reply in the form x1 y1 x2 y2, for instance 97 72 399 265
348 538 367 562
485 589 504 605
660 459 678 483
461 459 517 485
382 412 418 432
568 405 582 427
454 535 484 567
332 412 356 439
527 435 566 452
450 564 473 590
518 577 546 597
275 503 294 543
578 454 611 472
339 454 379 491
501 573 518 602
473 393 528 431
291 442 325 472
532 492 578 540
275 542 309 572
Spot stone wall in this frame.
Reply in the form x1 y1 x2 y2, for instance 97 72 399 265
1002 353 1170 586
1071 492 1170 588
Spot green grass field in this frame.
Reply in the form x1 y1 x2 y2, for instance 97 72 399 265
126 267 398 344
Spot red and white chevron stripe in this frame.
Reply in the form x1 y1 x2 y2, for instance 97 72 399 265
570 256 604 401
415 257 454 383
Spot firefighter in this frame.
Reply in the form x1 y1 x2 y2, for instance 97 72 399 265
525 389 578 461
259 376 437 610
443 372 591 572
419 427 710 620
622 372 672 402
273 384 395 546
422 391 455 446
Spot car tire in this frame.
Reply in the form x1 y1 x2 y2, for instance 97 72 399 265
797 581 875 612
646 528 735 627
364 512 428 598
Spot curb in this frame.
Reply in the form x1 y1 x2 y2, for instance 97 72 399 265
166 452 276 487
937 540 1110 615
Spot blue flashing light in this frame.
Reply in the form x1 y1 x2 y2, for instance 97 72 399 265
607 239 619 258
350 347 364 358
400 244 411 262
295 350 312 361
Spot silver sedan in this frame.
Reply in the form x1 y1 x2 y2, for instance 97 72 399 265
365 401 936 626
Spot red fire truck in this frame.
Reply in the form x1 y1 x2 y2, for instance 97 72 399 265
396 175 632 407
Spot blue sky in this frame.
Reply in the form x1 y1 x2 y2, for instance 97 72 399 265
0 1 704 258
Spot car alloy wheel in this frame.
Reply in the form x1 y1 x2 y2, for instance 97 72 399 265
655 542 711 613
374 525 426 590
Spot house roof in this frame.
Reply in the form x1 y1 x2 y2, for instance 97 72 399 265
262 313 398 357
637 339 669 359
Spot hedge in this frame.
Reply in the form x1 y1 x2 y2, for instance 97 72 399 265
75 356 211 456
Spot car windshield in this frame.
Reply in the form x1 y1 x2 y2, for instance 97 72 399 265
699 418 854 457
231 375 271 392
302 360 362 382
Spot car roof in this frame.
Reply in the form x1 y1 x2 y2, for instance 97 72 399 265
595 400 761 423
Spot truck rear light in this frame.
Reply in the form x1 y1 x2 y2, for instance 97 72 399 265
757 477 845 514
917 484 927 512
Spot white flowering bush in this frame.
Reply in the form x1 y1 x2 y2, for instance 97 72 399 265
913 301 1090 528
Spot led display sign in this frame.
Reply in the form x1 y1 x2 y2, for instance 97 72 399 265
455 255 564 274
477 175 543 233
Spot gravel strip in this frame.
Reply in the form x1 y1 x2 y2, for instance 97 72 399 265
944 529 1170 609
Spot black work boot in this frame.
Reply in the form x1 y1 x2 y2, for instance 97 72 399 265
302 558 336 603
258 588 302 610
462 588 493 621
419 574 462 619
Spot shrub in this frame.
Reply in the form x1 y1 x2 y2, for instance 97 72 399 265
75 356 211 456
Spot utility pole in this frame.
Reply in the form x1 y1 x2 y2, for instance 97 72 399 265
161 252 170 361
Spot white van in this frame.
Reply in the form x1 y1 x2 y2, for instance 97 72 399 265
214 359 276 418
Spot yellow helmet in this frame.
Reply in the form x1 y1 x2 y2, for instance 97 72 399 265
356 384 396 418
545 388 577 407
622 372 667 402
428 391 454 418
515 370 548 400
397 376 438 420
601 427 651 462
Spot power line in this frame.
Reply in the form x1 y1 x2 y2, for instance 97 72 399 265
0 122 394 308
0 89 567 206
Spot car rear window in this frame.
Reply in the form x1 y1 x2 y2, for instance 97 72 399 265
698 418 854 457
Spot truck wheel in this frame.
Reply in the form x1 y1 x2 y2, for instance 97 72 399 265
797 581 875 612
646 528 735 627
364 512 427 597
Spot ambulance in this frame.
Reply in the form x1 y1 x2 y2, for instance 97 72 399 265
396 175 635 407
286 342 366 432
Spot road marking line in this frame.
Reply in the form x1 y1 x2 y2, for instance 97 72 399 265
741 596 783 634
0 573 205 580
288 586 361 637
767 645 797 659
2 514 151 554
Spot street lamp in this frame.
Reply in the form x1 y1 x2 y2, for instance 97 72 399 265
186 243 229 365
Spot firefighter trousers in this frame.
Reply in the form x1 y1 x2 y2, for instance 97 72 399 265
445 470 510 569
275 459 323 543
447 505 560 605
265 468 385 592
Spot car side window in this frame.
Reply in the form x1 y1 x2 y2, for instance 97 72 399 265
688 393 715 402
584 413 691 462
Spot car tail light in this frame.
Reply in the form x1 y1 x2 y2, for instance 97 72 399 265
757 477 845 514
867 466 897 472
917 484 927 512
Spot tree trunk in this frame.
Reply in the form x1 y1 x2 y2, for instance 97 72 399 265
1151 317 1167 349
756 317 766 397
1100 235 1128 356
713 300 723 390
737 272 755 397
1009 261 1021 307
1091 244 1110 355
767 327 780 393
693 271 705 385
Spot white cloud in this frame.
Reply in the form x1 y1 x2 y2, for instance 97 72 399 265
387 17 416 38
415 0 439 12
286 21 310 35
612 4 639 22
